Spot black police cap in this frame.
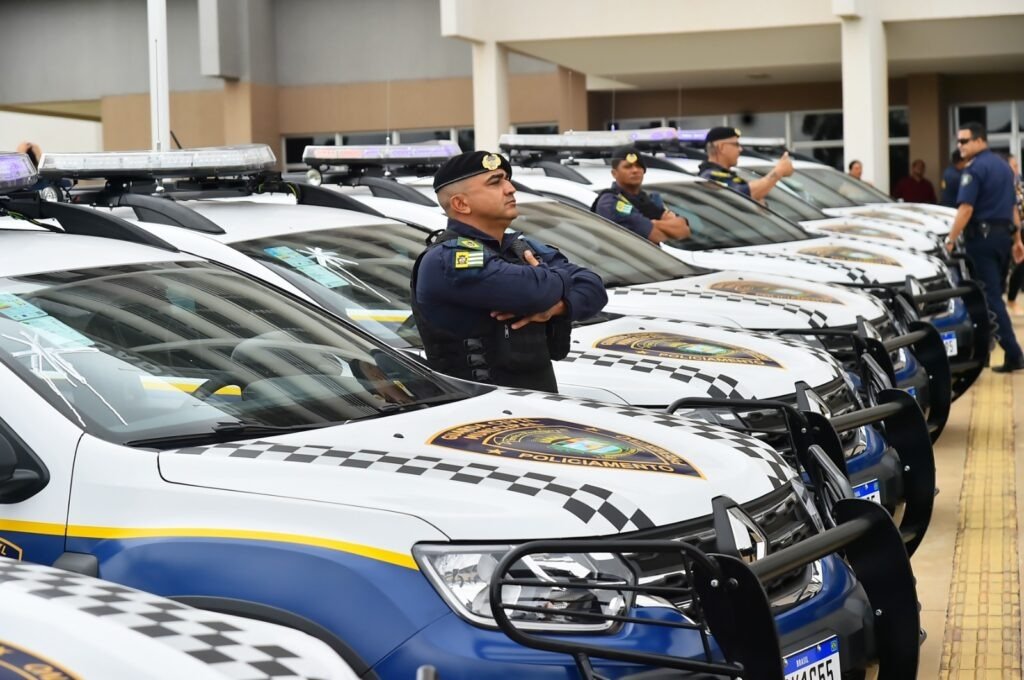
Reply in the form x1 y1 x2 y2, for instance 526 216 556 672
432 151 512 192
704 126 742 145
610 145 645 169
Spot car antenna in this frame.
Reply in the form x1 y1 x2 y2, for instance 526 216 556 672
170 130 183 150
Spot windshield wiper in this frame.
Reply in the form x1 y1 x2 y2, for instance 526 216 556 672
125 421 329 450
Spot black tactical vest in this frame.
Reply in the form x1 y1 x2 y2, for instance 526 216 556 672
410 229 566 393
591 187 664 220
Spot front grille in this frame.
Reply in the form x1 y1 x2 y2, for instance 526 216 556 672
622 485 817 611
812 315 902 372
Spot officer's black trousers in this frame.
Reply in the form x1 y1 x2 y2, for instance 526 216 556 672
966 230 1024 362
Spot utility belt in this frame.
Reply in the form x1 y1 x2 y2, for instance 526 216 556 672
965 219 1016 239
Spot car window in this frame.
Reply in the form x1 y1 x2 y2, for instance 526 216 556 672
0 261 456 444
645 181 814 250
512 201 703 286
731 169 828 222
801 167 895 204
744 166 858 209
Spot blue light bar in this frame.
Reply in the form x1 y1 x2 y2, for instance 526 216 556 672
0 153 38 193
676 129 710 142
304 141 461 167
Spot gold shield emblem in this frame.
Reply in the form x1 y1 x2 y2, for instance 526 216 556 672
625 152 638 164
481 153 501 170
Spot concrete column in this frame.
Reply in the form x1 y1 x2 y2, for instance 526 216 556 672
557 66 589 132
836 1 890 191
471 41 510 152
907 74 944 190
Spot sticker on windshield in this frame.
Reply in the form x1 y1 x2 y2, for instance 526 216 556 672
429 418 703 477
797 245 901 266
264 246 350 289
595 332 781 367
709 280 840 304
0 293 48 321
19 317 93 347
820 225 902 240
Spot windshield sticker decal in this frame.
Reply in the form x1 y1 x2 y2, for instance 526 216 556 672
0 293 47 321
819 225 902 240
20 317 93 348
429 417 703 477
0 639 81 680
264 245 350 289
594 332 781 368
709 280 841 304
797 245 901 266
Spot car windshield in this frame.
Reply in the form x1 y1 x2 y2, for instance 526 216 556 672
644 181 814 250
233 223 427 347
745 165 863 209
511 201 704 285
800 167 894 204
0 260 459 446
731 168 828 222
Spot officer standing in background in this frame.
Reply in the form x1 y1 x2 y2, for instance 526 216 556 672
591 145 691 243
698 127 794 201
945 122 1024 372
412 150 608 392
939 150 967 208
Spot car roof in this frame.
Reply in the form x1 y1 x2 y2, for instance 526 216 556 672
0 227 197 277
167 198 399 243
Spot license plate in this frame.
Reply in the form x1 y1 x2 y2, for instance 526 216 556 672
784 635 841 680
941 331 958 356
852 478 882 503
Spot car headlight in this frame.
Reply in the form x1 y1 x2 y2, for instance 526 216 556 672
413 544 634 631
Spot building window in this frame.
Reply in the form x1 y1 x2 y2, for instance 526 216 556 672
952 101 1022 160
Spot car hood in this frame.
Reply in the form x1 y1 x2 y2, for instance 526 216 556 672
158 389 795 540
603 270 888 330
558 315 843 405
822 206 951 236
669 237 941 285
800 217 939 253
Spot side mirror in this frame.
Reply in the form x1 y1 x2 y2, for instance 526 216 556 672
0 434 45 504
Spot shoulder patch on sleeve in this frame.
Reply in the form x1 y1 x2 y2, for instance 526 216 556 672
710 170 731 178
615 199 634 215
961 173 973 187
453 249 485 269
456 237 482 250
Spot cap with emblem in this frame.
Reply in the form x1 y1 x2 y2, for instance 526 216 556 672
432 150 513 192
610 145 646 169
704 127 742 145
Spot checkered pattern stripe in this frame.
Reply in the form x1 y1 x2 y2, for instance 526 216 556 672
712 248 876 285
612 286 831 328
0 560 325 679
562 350 754 400
172 442 654 532
626 316 843 370
502 390 794 490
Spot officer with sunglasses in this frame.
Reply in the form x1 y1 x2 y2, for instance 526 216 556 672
697 127 793 201
946 122 1024 372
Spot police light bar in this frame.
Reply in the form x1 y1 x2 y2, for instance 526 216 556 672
38 145 277 179
303 141 461 167
0 153 38 192
676 129 710 143
500 128 679 152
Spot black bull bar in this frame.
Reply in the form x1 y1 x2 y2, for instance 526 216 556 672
666 390 934 556
489 499 919 680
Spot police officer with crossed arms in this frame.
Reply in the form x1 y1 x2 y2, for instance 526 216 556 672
944 122 1024 372
412 150 608 392
698 127 794 201
591 145 692 243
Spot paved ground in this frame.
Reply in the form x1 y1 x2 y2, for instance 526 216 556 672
916 313 1024 679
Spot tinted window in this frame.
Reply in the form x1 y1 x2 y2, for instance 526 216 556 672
643 181 814 250
0 261 454 444
732 169 828 222
801 167 894 204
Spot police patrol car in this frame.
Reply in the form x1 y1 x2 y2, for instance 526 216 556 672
294 142 956 430
0 152 921 679
0 558 359 679
29 147 936 533
494 132 987 402
664 131 945 255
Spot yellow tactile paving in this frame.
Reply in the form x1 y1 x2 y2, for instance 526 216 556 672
938 359 1022 680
